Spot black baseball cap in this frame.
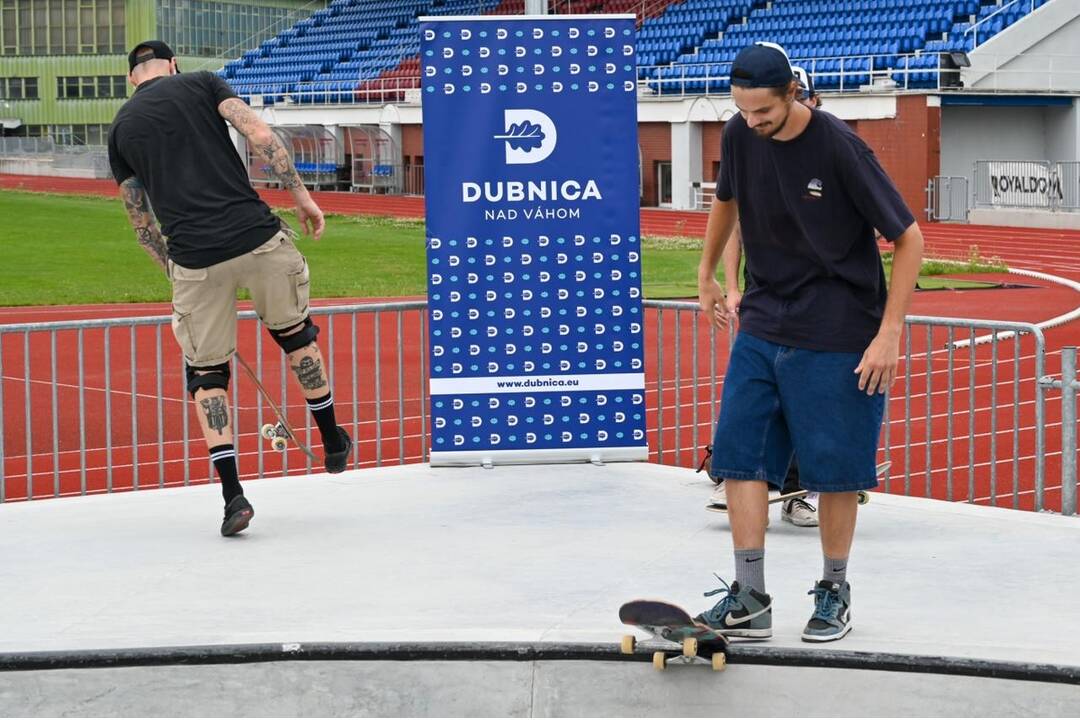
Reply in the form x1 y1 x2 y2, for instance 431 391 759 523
731 41 794 89
128 40 179 73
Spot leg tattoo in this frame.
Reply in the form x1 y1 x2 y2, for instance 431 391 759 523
291 356 327 391
200 396 230 433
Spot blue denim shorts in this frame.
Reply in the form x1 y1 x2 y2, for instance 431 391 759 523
710 331 885 493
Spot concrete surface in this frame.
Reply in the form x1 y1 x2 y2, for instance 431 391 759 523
2 660 1079 717
1 462 1078 715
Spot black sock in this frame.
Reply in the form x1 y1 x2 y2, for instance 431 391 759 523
307 392 344 451
210 444 242 503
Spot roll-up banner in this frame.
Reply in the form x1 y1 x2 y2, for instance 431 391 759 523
421 14 648 466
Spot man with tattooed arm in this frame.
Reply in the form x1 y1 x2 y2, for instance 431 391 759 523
107 41 353 536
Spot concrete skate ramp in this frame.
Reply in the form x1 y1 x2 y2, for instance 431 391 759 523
2 642 1079 717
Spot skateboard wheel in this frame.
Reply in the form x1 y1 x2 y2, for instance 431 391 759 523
857 491 870 505
682 638 698 657
652 651 667 670
271 436 288 452
711 652 726 671
620 635 636 655
260 423 276 440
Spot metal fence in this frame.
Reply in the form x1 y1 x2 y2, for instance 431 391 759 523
2 301 1074 514
974 160 1080 212
925 176 969 222
0 138 110 180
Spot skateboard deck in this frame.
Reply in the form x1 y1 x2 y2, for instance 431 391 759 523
705 461 890 512
618 599 728 671
235 353 317 463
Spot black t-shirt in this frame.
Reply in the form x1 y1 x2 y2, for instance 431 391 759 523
716 110 915 353
108 71 281 268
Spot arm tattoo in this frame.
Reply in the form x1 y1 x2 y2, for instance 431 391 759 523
119 177 168 271
219 98 304 191
291 356 328 391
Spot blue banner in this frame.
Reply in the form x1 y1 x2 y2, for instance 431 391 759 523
421 14 647 466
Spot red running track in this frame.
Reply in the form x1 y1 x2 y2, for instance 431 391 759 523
3 175 1079 511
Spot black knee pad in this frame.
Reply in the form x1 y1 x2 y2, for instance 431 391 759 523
186 362 231 397
268 316 319 354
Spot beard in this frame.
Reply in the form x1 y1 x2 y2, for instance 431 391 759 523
751 106 791 138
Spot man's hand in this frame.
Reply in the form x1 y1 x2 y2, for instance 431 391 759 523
295 195 325 241
854 330 900 395
698 277 732 329
725 287 742 318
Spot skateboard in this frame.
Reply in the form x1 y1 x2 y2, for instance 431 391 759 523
235 352 317 462
704 460 890 512
618 599 728 671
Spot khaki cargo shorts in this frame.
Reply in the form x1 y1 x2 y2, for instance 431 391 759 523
169 228 310 367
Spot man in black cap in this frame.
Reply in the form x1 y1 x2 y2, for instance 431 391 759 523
108 41 354 537
709 62 826 528
693 41 923 642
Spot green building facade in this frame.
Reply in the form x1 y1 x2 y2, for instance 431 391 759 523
0 0 321 144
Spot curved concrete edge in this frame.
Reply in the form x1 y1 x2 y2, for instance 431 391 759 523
2 657 1080 717
2 642 1078 685
950 267 1080 349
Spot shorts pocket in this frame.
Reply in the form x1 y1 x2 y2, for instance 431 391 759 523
290 259 310 316
171 264 208 282
171 309 198 359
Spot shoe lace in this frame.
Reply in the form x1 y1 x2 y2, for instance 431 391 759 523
700 574 744 624
791 497 816 513
809 585 839 621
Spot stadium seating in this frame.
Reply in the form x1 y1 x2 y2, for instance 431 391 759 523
219 0 1054 103
644 0 1053 94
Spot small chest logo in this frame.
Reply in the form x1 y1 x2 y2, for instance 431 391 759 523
806 178 824 198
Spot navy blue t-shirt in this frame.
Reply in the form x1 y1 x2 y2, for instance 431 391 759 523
715 110 915 353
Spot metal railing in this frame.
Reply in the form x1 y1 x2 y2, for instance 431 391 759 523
963 0 1041 50
0 302 427 503
2 302 1071 514
925 176 969 222
0 138 110 179
974 160 1080 212
691 181 716 211
1039 347 1079 516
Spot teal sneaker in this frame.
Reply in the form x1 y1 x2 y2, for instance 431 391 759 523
694 575 772 639
802 580 853 642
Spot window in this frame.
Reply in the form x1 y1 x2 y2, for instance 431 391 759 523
0 76 37 100
56 75 126 99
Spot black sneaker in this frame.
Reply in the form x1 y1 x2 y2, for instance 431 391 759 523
221 495 254 537
324 426 353 474
802 580 853 642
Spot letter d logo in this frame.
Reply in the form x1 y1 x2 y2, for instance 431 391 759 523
498 109 557 165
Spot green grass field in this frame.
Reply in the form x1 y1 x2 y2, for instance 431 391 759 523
0 190 1004 306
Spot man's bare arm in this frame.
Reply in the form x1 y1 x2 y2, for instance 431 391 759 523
119 177 168 271
217 97 325 239
217 97 303 191
697 197 739 328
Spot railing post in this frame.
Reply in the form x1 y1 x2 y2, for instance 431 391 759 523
1062 347 1077 516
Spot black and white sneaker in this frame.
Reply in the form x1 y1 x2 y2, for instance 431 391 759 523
802 580 853 642
694 576 773 639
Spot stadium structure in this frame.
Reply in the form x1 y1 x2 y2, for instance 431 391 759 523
1 0 1078 225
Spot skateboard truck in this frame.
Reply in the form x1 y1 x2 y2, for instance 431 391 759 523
261 422 292 453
